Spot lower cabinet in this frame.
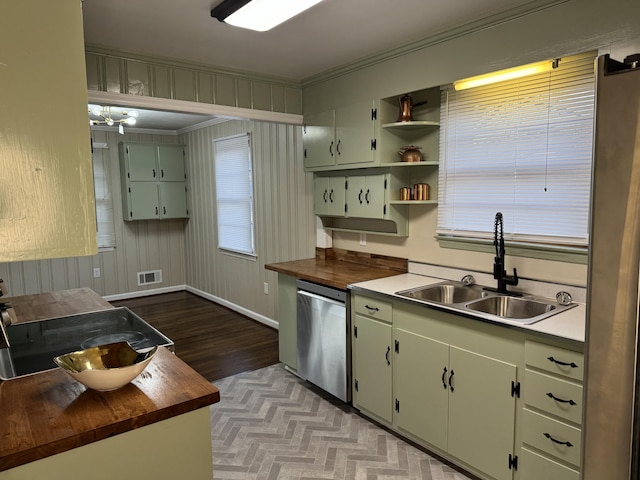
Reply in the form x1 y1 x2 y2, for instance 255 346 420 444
351 292 584 480
352 295 393 423
276 274 298 370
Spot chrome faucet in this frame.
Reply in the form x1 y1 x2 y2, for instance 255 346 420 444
489 212 519 294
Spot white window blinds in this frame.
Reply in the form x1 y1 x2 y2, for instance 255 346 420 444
437 52 595 246
92 144 116 248
213 133 256 256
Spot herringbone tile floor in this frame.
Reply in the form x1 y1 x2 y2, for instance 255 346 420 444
210 364 474 480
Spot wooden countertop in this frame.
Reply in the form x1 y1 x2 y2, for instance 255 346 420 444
5 288 113 324
266 249 407 290
0 347 220 472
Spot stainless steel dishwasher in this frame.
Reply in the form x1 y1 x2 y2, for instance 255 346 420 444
296 279 349 402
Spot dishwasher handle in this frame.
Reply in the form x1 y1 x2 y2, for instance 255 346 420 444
297 289 346 307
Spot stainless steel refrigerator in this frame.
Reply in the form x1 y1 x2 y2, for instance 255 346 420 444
583 53 640 480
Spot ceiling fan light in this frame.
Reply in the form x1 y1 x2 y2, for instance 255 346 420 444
125 117 137 125
91 106 102 116
213 0 323 32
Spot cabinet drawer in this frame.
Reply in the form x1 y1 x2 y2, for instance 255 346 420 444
353 295 392 322
519 447 579 480
524 370 583 425
522 409 581 467
525 340 584 382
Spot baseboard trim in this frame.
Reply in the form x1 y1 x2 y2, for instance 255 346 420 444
104 285 279 330
103 285 187 302
185 285 279 330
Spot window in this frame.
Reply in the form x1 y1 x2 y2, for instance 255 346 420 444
213 133 256 256
437 52 595 248
92 142 116 248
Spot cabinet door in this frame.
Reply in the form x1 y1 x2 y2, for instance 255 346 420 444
303 110 335 169
353 314 392 422
313 177 330 216
158 182 188 218
448 346 517 480
127 183 159 220
277 274 298 370
157 145 186 182
346 174 386 219
394 328 449 451
125 144 158 181
335 100 376 167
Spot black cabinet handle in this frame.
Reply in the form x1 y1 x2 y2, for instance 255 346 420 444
153 168 156 178
547 356 578 368
448 369 455 392
546 392 577 405
329 189 335 203
155 206 158 215
385 346 391 365
163 206 166 215
358 189 364 204
323 189 328 202
329 141 334 157
365 189 371 204
543 432 573 447
442 367 448 389
365 305 379 313
336 139 341 156
161 168 164 178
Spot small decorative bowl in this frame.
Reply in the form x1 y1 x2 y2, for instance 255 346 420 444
53 341 157 392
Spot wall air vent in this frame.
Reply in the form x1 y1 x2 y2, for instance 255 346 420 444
137 269 162 286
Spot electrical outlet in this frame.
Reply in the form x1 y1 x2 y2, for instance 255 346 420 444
93 268 100 278
360 233 367 246
263 282 269 295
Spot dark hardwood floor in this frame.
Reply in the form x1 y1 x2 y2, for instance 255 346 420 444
110 291 279 382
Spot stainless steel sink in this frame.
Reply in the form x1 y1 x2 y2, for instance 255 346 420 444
464 295 555 319
396 280 577 324
397 281 486 305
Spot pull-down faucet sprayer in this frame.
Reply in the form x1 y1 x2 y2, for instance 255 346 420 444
488 212 519 294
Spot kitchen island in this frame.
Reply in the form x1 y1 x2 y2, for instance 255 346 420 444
0 289 220 479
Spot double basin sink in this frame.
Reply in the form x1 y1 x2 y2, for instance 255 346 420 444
396 280 576 325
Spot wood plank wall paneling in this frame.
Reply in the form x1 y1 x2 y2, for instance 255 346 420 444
85 49 303 115
180 120 315 320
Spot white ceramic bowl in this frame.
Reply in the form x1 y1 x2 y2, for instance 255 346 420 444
53 341 157 392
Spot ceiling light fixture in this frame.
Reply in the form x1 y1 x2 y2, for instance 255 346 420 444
453 59 559 91
89 105 138 135
210 0 323 32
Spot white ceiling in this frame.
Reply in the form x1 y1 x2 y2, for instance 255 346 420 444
82 0 552 130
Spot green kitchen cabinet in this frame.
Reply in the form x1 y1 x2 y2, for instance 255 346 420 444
394 327 517 480
303 99 377 171
345 174 386 218
277 274 298 370
120 143 188 221
314 176 346 216
352 295 393 423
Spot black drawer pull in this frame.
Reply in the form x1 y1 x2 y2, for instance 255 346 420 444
385 346 391 366
441 367 448 389
448 369 455 392
547 356 578 368
365 305 379 313
543 432 573 447
546 392 577 405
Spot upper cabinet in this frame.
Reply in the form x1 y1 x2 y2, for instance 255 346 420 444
119 143 189 221
0 0 97 262
303 100 378 170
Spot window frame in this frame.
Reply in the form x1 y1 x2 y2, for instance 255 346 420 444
213 132 257 258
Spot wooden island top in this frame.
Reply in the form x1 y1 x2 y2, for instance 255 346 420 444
266 248 407 290
0 346 220 472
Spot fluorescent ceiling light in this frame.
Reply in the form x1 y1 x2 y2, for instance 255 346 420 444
453 59 557 91
211 0 323 32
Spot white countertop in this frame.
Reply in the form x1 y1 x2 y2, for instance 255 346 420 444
350 273 586 343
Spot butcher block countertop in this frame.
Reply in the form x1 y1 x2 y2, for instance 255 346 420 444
266 248 408 290
0 347 220 472
5 287 113 324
